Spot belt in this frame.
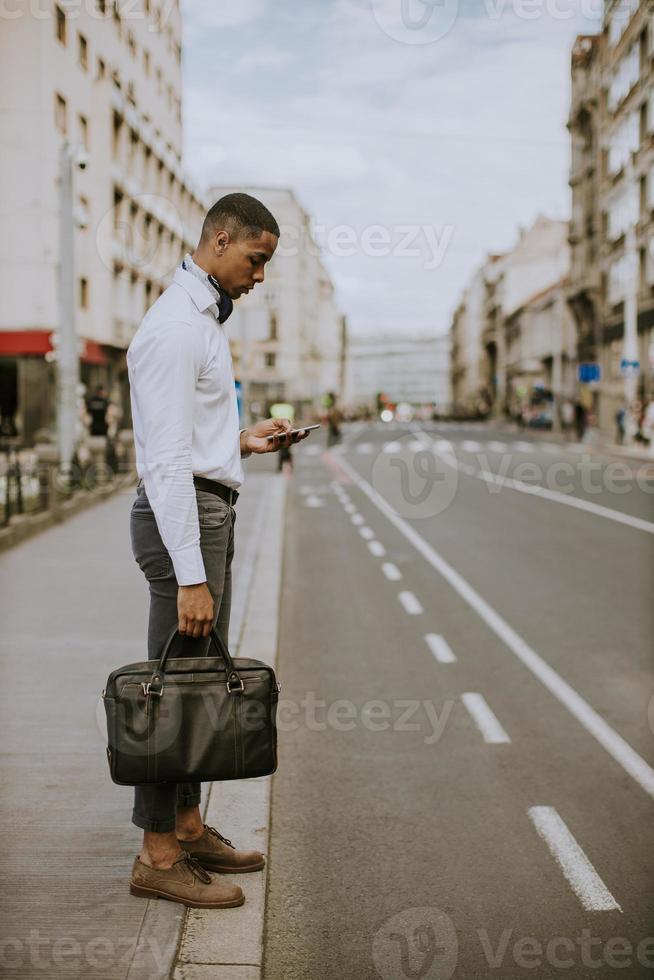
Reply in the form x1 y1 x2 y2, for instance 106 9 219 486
193 475 239 505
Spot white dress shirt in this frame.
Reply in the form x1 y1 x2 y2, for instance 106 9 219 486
127 262 244 586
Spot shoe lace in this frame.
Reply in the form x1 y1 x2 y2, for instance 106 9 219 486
206 825 235 850
183 852 212 884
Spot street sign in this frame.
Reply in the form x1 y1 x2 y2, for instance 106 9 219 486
578 362 601 384
620 358 640 378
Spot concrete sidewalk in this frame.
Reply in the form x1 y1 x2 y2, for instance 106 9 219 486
0 463 286 980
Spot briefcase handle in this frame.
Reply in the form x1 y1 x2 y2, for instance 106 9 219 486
144 625 244 698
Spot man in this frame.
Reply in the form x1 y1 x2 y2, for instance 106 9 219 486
125 193 308 909
86 385 110 436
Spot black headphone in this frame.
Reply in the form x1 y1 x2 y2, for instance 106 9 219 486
208 274 234 324
182 260 234 324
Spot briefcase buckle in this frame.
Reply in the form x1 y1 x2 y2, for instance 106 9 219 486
226 674 244 695
142 681 164 697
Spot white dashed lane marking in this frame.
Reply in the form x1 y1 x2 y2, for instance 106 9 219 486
382 562 402 581
398 591 423 615
425 634 457 664
460 692 511 744
368 541 386 557
528 807 622 912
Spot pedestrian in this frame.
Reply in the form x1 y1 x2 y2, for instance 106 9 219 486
326 393 342 447
574 401 587 442
85 385 110 436
270 401 296 473
615 405 626 445
125 193 309 909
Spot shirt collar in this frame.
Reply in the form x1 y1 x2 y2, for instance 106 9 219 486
173 265 220 319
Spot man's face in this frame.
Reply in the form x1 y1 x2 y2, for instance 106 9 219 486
213 229 278 299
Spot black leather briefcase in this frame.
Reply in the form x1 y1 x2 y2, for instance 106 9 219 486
102 625 280 786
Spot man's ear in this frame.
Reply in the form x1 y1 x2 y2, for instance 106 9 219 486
214 230 230 255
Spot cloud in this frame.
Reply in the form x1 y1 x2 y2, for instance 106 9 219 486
182 0 266 31
235 46 295 72
182 0 601 336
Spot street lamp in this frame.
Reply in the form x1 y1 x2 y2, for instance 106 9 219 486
56 142 89 488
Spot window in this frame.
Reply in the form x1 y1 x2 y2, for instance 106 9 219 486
112 111 122 157
54 93 67 135
79 195 90 228
156 67 162 95
55 4 66 44
78 32 88 70
127 32 136 58
79 278 89 310
269 313 278 341
113 188 124 230
97 57 106 79
78 114 89 150
96 0 106 12
264 352 276 368
608 44 639 111
607 112 639 175
143 49 150 76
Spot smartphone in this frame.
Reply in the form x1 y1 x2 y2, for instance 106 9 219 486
266 424 321 441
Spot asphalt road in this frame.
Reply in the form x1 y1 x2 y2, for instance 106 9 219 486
263 421 654 980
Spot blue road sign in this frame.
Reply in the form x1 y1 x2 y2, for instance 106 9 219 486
578 362 601 384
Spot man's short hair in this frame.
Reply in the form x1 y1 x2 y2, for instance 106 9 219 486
201 192 280 243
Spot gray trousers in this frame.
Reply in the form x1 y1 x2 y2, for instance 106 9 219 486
129 481 236 832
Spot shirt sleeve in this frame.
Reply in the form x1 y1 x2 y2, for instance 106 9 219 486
132 320 206 586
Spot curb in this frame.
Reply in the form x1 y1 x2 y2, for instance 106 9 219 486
170 476 288 979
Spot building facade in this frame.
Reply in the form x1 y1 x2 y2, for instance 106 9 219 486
450 216 570 419
208 186 345 419
568 2 654 434
344 334 451 414
0 0 206 444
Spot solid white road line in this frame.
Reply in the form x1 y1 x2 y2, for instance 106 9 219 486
399 591 423 615
461 692 511 744
383 442 402 454
336 454 654 799
425 633 457 664
426 436 654 535
461 440 482 452
382 562 402 581
359 527 375 540
369 541 386 557
528 807 621 912
351 513 364 525
487 441 509 453
356 443 374 454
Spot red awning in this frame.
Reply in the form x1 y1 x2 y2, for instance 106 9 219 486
0 331 109 365
0 330 52 356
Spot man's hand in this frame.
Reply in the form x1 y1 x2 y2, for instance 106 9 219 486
240 418 310 455
178 583 214 638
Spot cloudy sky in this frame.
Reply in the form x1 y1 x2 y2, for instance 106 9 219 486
180 0 603 338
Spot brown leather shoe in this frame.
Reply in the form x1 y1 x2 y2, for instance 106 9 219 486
129 852 245 908
179 824 265 873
